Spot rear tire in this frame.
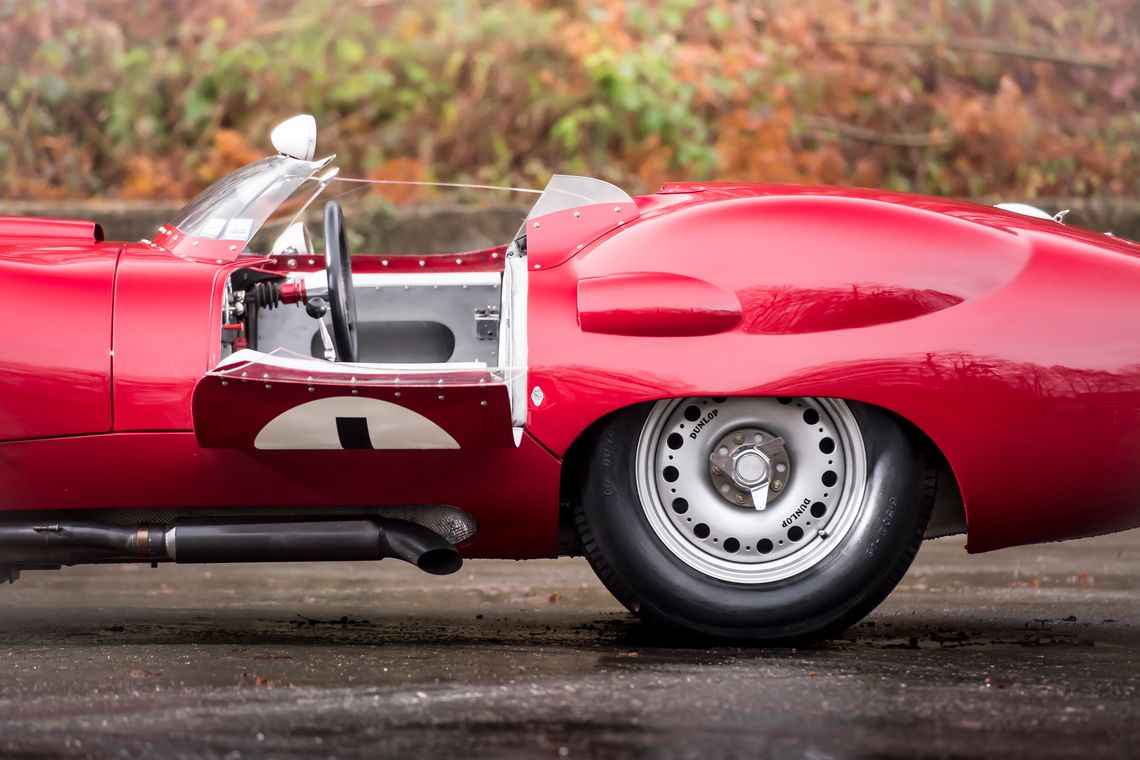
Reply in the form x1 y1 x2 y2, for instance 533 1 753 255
574 397 934 642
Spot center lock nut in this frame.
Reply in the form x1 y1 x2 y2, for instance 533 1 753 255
708 427 791 510
732 449 770 486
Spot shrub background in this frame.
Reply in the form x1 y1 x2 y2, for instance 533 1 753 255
1 0 1137 202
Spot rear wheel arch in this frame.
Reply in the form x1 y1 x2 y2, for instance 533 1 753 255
870 407 966 539
558 397 966 555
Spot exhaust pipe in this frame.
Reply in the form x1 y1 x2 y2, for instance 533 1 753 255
0 517 462 576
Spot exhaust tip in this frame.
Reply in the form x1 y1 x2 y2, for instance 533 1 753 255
417 547 463 576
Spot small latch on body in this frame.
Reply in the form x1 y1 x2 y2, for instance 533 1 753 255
474 307 499 342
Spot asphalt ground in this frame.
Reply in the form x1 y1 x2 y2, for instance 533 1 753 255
0 531 1137 759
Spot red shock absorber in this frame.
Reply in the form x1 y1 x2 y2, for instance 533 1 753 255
250 280 307 308
279 281 306 304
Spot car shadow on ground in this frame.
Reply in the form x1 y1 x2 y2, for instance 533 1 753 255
5 606 1135 655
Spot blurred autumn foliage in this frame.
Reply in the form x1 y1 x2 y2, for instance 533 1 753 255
0 0 1137 202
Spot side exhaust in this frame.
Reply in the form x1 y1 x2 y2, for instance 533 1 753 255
0 517 462 576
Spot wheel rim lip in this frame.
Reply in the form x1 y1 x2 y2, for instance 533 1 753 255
635 397 868 585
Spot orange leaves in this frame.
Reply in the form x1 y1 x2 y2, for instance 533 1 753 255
803 145 849 186
560 21 600 63
196 129 263 187
767 7 817 51
2 0 1138 202
626 133 687 191
945 75 1039 194
395 11 424 44
715 110 801 184
714 108 860 187
122 155 182 201
851 157 884 189
121 128 261 200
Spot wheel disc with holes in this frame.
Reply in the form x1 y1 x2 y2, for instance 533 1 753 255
635 397 867 584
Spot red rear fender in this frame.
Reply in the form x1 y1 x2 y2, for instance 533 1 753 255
0 238 119 439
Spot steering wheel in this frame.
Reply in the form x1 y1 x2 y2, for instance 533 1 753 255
323 200 358 363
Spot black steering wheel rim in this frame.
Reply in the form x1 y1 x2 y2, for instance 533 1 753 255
323 200 358 363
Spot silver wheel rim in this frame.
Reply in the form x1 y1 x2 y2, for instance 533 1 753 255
635 397 867 585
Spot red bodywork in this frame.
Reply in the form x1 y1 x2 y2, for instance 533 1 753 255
1 186 1138 558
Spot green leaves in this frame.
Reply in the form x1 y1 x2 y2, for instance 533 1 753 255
1 0 1137 201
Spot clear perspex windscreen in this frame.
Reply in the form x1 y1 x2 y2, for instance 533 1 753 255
170 155 331 246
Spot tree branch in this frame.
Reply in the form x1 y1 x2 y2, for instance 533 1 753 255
820 35 1119 70
803 118 955 149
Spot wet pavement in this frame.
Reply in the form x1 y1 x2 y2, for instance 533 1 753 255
0 532 1137 759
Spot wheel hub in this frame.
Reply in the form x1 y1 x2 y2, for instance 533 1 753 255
708 428 789 510
733 450 768 485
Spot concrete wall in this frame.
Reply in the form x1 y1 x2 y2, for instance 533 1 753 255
1 198 1137 254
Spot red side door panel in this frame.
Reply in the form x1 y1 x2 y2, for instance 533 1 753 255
192 353 516 450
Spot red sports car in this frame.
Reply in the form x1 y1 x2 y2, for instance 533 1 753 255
1 115 1138 642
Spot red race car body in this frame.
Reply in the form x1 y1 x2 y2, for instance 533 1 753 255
2 116 1137 640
